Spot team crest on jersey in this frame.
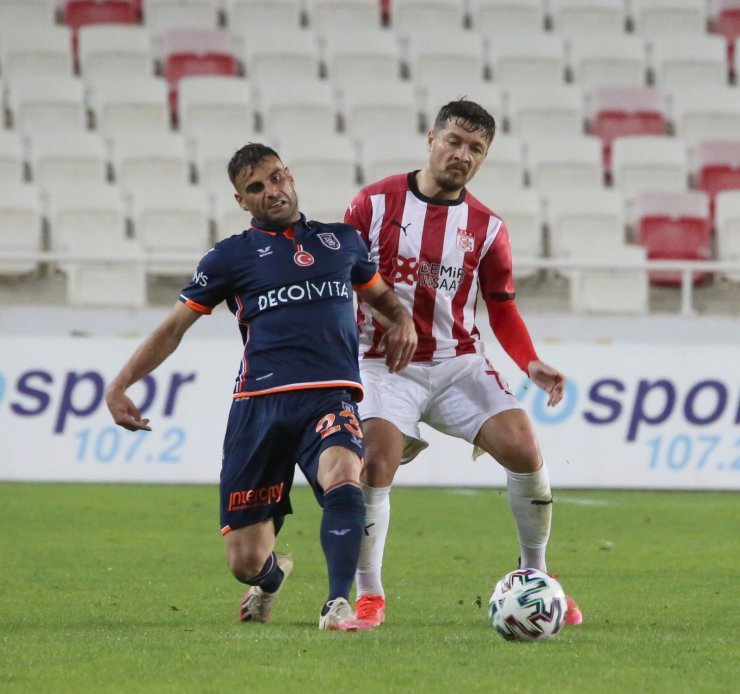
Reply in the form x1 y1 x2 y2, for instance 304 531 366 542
317 232 340 250
456 227 475 253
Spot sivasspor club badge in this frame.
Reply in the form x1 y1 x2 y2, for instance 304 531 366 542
317 232 341 250
456 227 474 253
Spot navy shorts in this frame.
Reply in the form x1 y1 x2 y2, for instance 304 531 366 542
219 388 365 534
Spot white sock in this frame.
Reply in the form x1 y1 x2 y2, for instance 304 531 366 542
355 484 391 598
506 464 552 572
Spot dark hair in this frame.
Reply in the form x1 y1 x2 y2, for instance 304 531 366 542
227 143 281 185
433 99 496 143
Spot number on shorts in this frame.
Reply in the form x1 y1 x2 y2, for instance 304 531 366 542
315 410 364 440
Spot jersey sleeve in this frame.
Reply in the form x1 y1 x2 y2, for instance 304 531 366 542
478 221 515 301
344 188 372 242
178 245 232 314
348 226 378 288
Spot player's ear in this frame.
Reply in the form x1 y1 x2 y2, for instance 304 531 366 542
234 192 249 212
426 130 435 152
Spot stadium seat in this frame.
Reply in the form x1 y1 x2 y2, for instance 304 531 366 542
630 0 708 36
506 84 584 140
569 244 649 314
0 182 43 277
421 79 503 132
0 130 27 184
277 134 358 188
568 34 648 89
130 183 211 277
489 33 567 87
406 30 486 88
257 79 337 138
162 29 240 116
0 1 56 38
650 35 729 89
63 0 139 62
358 133 424 184
144 0 221 41
341 81 420 141
322 29 402 89
545 188 626 259
297 177 360 224
714 0 740 78
588 86 667 176
467 134 526 190
178 75 254 143
78 25 153 89
241 29 320 84
9 76 87 137
89 76 170 137
0 26 74 85
48 182 127 254
526 134 604 194
610 135 688 207
390 0 467 36
693 139 740 216
226 0 303 32
468 0 545 34
549 0 626 37
192 130 262 192
211 185 251 240
474 186 542 280
633 189 712 285
28 131 108 192
670 86 740 148
110 131 191 197
714 189 740 281
306 0 382 34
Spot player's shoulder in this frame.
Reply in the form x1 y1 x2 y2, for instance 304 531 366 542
305 219 362 243
464 189 506 224
358 172 412 198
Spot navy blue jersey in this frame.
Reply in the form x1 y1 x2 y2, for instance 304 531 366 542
179 215 379 400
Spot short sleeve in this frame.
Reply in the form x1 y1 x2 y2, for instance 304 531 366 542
345 188 372 241
349 227 378 287
478 222 516 301
178 245 232 313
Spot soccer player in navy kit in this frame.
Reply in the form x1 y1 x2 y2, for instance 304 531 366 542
105 143 417 631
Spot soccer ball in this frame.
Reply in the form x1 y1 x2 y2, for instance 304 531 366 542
488 568 567 642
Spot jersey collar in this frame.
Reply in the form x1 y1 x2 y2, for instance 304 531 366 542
250 213 306 236
407 171 466 206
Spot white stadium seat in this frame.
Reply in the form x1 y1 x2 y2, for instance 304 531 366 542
0 25 73 85
406 30 486 88
549 0 626 37
257 79 337 138
390 0 467 37
489 33 567 87
0 1 57 41
670 86 740 147
651 35 729 90
358 132 424 184
568 34 648 89
0 130 26 184
277 134 358 187
28 131 108 192
468 0 545 34
631 0 708 36
322 29 402 89
505 84 585 140
8 76 87 136
226 0 303 32
0 182 42 276
341 81 420 141
144 0 221 39
526 134 604 194
242 29 320 84
78 25 154 89
130 183 211 277
89 76 170 138
715 190 740 281
306 0 382 34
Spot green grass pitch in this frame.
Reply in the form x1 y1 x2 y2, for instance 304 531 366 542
0 483 736 693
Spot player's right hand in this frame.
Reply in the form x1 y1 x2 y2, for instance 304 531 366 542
377 317 417 373
106 391 152 431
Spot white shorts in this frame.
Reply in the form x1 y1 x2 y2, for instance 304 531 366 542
359 353 523 463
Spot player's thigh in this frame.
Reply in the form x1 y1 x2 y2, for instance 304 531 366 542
358 358 428 441
220 397 296 535
298 389 365 498
425 354 523 445
475 409 542 473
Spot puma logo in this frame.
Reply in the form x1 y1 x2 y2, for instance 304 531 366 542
390 219 411 236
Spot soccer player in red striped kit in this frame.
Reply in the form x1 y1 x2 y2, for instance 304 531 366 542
345 99 583 628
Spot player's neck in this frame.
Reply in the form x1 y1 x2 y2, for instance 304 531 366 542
414 170 464 201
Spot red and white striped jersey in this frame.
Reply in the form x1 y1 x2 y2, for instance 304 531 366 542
345 172 515 361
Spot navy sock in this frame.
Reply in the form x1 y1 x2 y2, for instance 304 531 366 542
320 483 365 602
246 552 283 594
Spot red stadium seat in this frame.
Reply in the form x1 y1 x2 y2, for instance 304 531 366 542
634 190 712 286
694 139 740 218
162 29 239 118
64 1 139 63
589 86 666 177
715 1 740 79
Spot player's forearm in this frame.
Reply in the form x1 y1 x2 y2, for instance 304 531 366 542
107 329 183 397
485 298 538 374
366 287 412 329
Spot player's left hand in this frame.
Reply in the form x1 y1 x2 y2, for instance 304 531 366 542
527 360 566 407
377 317 417 373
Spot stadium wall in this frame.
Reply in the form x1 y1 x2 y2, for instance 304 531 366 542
1 307 738 490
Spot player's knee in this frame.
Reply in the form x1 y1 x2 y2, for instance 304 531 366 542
227 548 266 583
488 427 541 472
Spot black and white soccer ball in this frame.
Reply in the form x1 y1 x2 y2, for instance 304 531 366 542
488 568 567 642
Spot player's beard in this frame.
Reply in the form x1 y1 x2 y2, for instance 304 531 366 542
435 167 470 193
